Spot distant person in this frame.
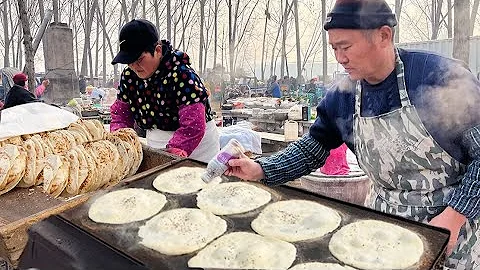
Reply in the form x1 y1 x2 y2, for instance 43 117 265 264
267 75 281 98
3 73 39 109
78 75 86 93
35 79 49 98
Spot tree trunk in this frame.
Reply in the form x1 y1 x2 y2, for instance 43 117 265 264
17 33 23 69
198 0 205 73
74 2 79 74
120 0 128 22
142 0 146 18
53 0 59 22
293 0 301 81
154 0 160 31
322 0 327 83
131 0 140 19
18 0 35 92
228 0 234 82
453 0 469 64
167 0 172 40
96 3 118 83
81 0 97 78
95 19 100 78
447 0 452 38
470 0 480 36
33 9 52 54
213 0 219 68
261 0 270 81
103 0 107 86
38 0 45 19
2 0 10 67
394 0 403 43
431 0 443 40
280 0 288 78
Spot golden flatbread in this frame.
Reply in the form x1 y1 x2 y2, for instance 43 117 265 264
42 155 70 197
68 122 93 142
0 145 27 195
18 139 37 188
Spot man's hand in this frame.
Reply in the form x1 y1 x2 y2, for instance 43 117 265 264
429 206 467 255
225 158 265 181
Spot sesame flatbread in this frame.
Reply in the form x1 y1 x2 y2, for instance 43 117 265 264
196 182 272 215
328 220 424 270
251 200 342 242
88 188 167 224
188 232 296 269
138 208 227 255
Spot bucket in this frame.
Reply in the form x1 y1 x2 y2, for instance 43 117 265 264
299 171 371 205
284 120 299 141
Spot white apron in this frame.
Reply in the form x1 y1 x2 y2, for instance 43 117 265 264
146 120 219 163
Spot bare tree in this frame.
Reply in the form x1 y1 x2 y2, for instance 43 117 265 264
322 0 327 83
260 0 270 81
228 0 259 82
167 0 172 40
394 0 403 43
470 0 480 36
453 0 469 64
446 0 452 38
17 0 35 91
53 0 59 22
2 0 10 67
213 0 219 68
198 0 206 73
293 0 301 81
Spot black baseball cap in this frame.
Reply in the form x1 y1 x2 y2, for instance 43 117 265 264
111 19 159 65
324 0 397 31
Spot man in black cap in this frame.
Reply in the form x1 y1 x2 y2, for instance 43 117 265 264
110 19 219 163
226 1 480 268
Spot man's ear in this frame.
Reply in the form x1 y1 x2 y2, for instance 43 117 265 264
378 26 393 46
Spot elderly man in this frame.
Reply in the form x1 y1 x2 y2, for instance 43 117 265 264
226 0 480 268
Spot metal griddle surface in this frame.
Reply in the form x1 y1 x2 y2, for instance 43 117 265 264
60 159 449 270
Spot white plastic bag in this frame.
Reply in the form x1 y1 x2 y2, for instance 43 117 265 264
0 102 79 140
219 124 262 154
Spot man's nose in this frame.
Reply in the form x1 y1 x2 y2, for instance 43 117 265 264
335 51 348 65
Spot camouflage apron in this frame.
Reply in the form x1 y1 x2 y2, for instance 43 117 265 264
353 49 480 269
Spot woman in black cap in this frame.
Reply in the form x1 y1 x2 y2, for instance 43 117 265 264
110 19 219 163
226 0 480 268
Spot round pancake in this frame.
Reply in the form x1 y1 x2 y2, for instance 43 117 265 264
251 200 341 242
328 220 424 270
88 188 167 224
138 208 227 255
196 182 271 215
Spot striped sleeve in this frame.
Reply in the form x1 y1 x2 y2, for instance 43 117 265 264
256 134 330 186
447 125 480 219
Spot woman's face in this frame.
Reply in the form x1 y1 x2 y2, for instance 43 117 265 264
128 45 162 79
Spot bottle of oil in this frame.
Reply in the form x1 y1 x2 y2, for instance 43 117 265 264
201 139 245 183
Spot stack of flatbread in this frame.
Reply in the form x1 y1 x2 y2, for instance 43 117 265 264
0 119 143 198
